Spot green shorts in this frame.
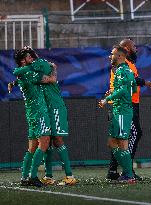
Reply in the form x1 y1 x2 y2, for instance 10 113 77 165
109 113 133 140
27 113 51 140
49 106 68 137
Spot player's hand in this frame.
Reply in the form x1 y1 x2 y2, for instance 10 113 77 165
98 99 107 108
41 75 50 83
41 75 56 83
8 82 14 93
105 90 111 97
49 62 57 69
145 81 151 88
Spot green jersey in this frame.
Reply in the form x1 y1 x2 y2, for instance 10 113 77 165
13 67 45 112
106 63 137 114
17 58 65 109
13 67 51 138
14 59 68 137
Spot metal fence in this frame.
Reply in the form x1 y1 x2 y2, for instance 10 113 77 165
0 15 44 49
1 1 151 49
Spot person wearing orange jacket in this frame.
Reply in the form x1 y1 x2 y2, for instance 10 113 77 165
107 39 151 181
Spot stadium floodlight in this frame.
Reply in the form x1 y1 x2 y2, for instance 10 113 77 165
130 0 150 20
69 0 124 21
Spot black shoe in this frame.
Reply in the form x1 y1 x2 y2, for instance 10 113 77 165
29 177 44 187
20 178 29 186
133 173 143 181
106 171 120 180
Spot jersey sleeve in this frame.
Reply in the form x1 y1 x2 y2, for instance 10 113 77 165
106 70 127 101
13 66 30 76
13 66 43 84
106 87 125 101
31 59 53 74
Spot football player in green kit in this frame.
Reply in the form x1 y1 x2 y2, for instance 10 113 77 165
98 45 137 183
13 49 51 187
12 47 76 186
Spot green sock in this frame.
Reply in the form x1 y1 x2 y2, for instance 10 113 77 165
112 147 122 165
22 151 34 179
120 149 133 177
44 147 53 178
113 148 133 177
57 145 72 176
30 148 44 178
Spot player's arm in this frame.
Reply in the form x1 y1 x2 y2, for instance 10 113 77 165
31 59 53 73
31 59 57 84
106 71 137 102
106 87 125 101
49 62 57 76
98 99 107 108
99 86 125 108
129 63 151 88
135 76 151 88
13 66 44 84
135 77 145 87
41 75 56 83
14 66 56 85
98 71 126 108
145 81 151 87
41 62 57 83
32 66 57 84
106 71 127 101
13 66 30 76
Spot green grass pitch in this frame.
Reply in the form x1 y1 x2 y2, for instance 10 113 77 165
0 167 151 205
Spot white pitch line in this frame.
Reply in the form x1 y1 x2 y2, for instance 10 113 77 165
0 185 151 205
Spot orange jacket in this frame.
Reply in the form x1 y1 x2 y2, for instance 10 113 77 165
110 59 140 103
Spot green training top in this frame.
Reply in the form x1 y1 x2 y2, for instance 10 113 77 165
106 63 137 114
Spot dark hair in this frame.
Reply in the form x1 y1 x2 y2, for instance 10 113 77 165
14 47 39 67
23 46 39 60
14 49 27 66
113 45 128 56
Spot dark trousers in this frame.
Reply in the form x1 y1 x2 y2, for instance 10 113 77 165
109 103 142 172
